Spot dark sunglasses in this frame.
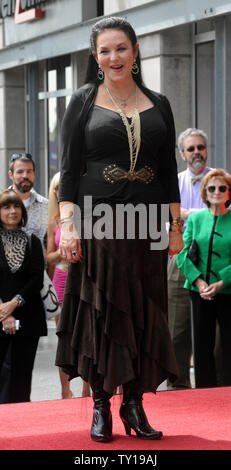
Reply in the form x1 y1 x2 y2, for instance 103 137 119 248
10 153 33 161
186 145 206 152
206 185 228 193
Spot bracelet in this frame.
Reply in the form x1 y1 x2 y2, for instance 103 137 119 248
14 294 25 307
171 217 184 227
169 226 183 233
59 217 74 225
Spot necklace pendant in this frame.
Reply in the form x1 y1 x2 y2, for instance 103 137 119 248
121 102 127 108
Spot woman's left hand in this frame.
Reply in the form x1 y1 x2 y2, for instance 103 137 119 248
0 299 17 323
2 315 17 335
199 280 224 300
169 230 184 259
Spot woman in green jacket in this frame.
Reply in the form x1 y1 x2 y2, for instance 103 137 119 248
177 168 231 388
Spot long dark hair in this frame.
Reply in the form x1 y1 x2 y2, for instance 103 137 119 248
85 16 143 86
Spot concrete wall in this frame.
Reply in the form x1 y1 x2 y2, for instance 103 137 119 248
0 2 194 188
139 24 192 172
0 20 193 191
3 0 82 47
104 0 157 15
0 67 25 190
0 18 3 48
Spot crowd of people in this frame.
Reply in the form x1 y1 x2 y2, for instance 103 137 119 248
0 16 231 444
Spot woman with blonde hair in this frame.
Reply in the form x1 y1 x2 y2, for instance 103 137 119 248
47 172 90 398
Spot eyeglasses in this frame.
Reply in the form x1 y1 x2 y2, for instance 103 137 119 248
10 153 33 162
186 145 206 152
206 185 228 193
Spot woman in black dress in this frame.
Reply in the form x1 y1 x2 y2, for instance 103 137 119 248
0 189 47 403
56 17 183 442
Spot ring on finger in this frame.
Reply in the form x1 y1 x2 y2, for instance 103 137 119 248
72 250 77 257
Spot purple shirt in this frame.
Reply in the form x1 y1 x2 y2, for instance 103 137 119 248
178 167 212 229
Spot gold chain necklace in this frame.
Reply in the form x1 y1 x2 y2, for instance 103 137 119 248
104 85 141 174
109 86 136 108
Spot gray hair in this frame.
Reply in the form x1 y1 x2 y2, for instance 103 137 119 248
178 128 208 153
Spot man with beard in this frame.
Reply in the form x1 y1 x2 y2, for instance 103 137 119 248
167 128 212 390
8 153 48 257
0 153 48 404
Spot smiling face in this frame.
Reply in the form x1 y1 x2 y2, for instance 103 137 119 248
0 202 22 230
205 177 230 207
94 28 139 85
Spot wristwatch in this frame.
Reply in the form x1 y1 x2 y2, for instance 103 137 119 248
14 294 25 307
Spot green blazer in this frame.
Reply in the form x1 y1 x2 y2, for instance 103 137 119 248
176 209 231 294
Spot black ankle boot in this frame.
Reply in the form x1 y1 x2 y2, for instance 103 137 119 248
91 390 113 442
120 381 163 440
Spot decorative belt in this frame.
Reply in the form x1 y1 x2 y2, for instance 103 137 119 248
103 164 155 184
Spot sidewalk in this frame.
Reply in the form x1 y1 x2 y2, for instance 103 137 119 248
31 321 84 402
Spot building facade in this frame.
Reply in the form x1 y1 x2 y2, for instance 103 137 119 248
0 0 231 196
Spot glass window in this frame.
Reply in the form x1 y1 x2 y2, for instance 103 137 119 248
48 96 68 179
38 61 46 93
48 70 57 92
195 42 215 165
38 99 46 197
46 56 72 182
27 55 72 196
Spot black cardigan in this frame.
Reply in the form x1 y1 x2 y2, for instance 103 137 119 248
58 82 180 206
0 232 47 337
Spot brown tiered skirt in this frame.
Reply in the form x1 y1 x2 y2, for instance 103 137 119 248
55 234 178 394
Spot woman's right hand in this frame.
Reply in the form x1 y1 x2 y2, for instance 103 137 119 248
195 278 209 296
59 221 82 263
195 277 213 300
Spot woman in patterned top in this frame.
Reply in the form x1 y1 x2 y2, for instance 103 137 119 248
0 189 47 403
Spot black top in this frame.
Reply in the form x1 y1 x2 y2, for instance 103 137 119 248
0 230 47 337
59 83 180 209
